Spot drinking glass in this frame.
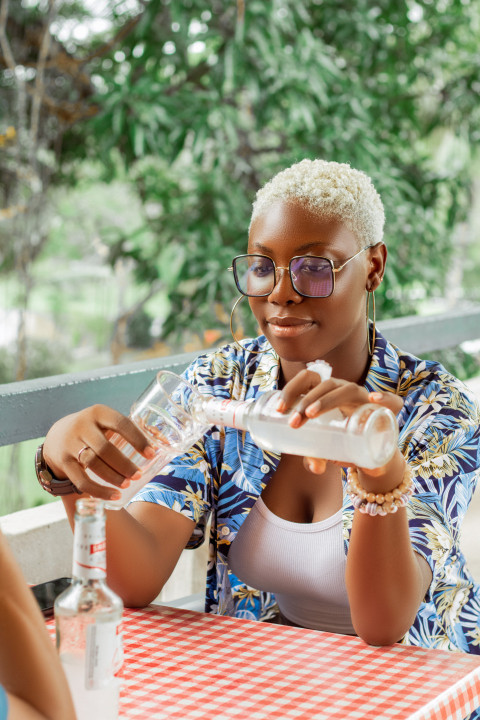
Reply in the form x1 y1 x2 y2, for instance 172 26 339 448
87 370 210 510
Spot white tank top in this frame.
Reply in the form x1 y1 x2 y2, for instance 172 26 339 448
228 496 355 634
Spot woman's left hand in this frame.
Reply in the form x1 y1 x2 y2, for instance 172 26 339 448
277 367 404 475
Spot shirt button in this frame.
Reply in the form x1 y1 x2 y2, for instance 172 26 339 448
260 464 269 474
221 526 230 536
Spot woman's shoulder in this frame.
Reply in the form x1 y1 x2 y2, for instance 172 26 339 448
388 339 480 422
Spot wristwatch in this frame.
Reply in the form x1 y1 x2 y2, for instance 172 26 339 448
35 444 80 496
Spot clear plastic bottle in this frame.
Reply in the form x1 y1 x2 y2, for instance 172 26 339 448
55 498 123 720
193 393 398 469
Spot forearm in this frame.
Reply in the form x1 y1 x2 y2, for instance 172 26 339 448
6 694 51 720
0 538 75 720
346 510 426 645
345 452 430 646
0 600 75 720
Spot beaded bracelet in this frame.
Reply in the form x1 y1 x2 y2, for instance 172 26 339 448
346 463 415 516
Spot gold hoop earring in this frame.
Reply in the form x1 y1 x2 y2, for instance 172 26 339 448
366 290 376 357
230 296 272 355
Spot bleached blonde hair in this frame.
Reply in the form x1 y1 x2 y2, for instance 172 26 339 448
250 159 385 248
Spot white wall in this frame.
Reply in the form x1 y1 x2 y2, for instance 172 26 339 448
0 501 208 602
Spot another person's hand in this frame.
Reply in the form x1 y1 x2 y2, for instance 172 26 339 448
43 406 156 501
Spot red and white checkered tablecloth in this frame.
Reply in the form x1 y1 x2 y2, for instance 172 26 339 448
48 604 480 720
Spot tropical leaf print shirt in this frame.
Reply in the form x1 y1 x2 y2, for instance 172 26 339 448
132 329 480 653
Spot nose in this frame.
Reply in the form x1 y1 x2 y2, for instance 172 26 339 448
267 266 302 304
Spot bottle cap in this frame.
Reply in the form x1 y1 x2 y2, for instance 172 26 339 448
306 359 332 381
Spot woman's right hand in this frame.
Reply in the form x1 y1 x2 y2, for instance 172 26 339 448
43 405 156 501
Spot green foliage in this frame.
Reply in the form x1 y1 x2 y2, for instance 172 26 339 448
421 346 480 382
3 0 480 343
0 339 71 383
0 439 56 516
126 307 153 348
0 348 14 384
23 338 70 380
61 0 480 337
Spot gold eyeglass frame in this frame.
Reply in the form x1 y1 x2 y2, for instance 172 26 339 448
228 245 373 298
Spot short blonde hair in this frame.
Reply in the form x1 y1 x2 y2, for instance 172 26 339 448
250 158 385 248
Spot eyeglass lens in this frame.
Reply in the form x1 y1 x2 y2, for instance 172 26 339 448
233 255 334 297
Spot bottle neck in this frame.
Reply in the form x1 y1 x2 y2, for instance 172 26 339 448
72 514 107 582
195 396 255 431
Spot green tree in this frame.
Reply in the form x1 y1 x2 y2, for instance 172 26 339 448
72 0 480 341
0 0 147 367
3 0 480 350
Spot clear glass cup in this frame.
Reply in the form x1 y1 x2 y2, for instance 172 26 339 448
87 371 210 510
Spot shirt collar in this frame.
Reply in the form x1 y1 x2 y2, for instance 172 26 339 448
243 329 402 399
243 337 280 400
363 328 402 395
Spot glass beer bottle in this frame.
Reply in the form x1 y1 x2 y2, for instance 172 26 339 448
55 498 123 720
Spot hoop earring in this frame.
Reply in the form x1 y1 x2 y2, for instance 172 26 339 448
366 290 376 357
230 296 272 355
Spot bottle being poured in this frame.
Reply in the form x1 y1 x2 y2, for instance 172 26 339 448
192 360 398 470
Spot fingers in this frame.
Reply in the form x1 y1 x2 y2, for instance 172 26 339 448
76 442 140 486
303 457 327 474
304 457 354 475
287 379 369 428
367 390 404 415
62 444 142 501
90 405 156 459
78 423 142 480
277 368 325 412
43 405 157 499
278 369 404 429
63 463 124 502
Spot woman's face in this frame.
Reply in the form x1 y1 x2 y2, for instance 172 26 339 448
247 200 384 383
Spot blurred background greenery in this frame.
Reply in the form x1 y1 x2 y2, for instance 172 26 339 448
1 0 480 512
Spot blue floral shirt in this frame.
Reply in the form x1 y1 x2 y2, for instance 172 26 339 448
132 330 480 654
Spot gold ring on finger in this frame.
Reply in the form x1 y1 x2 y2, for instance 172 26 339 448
77 445 91 469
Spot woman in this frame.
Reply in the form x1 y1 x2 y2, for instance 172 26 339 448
39 159 480 654
0 528 76 720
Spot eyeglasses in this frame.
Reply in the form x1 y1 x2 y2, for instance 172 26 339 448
228 246 373 298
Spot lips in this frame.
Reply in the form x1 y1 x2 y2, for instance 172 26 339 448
268 316 314 326
267 316 315 337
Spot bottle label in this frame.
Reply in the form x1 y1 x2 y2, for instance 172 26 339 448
85 619 123 689
73 518 107 580
201 397 252 430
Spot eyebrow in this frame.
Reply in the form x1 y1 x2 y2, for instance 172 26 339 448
251 241 328 255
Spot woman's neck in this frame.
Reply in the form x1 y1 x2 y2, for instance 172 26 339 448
279 346 371 387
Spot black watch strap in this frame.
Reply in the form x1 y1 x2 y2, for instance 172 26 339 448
35 444 80 496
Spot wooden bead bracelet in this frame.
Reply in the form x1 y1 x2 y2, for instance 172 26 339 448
346 463 414 516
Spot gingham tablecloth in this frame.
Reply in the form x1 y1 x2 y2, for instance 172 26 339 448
48 604 480 720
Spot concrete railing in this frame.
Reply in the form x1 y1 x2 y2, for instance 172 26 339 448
1 305 480 596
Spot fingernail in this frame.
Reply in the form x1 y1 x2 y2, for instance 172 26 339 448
305 400 321 417
144 446 156 459
369 392 383 402
129 471 142 481
307 459 325 474
276 399 287 413
111 491 122 500
289 412 302 428
120 479 131 488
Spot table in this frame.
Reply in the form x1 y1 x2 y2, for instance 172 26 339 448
48 604 480 720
